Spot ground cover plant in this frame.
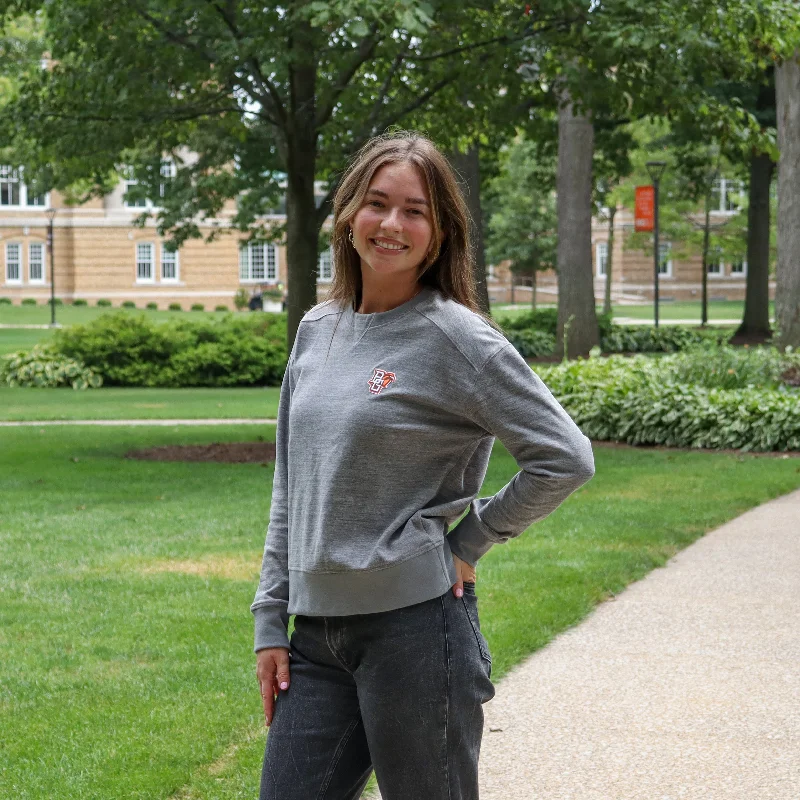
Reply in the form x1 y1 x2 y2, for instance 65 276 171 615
3 424 800 799
539 346 800 451
0 345 102 389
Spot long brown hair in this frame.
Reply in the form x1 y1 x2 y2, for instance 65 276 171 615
327 130 503 333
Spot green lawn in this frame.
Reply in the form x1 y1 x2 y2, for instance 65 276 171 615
0 386 280 421
0 303 240 326
0 328 52 355
3 423 800 799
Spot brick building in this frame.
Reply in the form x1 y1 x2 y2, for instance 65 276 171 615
0 168 772 309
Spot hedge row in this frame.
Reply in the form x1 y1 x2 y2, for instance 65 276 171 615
51 312 287 387
538 351 800 452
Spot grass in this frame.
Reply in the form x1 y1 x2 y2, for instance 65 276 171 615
0 304 238 326
0 387 280 421
2 423 799 799
0 328 52 355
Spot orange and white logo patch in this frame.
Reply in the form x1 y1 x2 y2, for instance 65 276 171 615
368 368 397 395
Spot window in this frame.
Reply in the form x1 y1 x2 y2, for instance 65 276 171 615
29 243 45 283
711 178 743 214
487 263 496 281
0 167 21 206
5 243 21 282
596 242 609 277
658 242 672 277
159 161 176 198
136 243 155 282
240 243 278 282
707 248 723 276
318 248 333 282
730 260 747 276
161 247 179 281
124 181 148 208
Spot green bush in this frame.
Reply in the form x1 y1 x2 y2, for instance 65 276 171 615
96 299 112 307
538 348 800 452
146 302 159 310
121 300 136 309
72 299 88 306
214 305 229 312
505 329 556 358
168 303 182 311
499 308 559 335
234 288 249 311
0 345 102 390
600 325 730 354
52 311 288 387
190 303 205 312
0 297 12 305
21 298 37 306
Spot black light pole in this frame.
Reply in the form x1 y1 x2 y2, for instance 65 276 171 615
45 207 58 327
646 161 667 329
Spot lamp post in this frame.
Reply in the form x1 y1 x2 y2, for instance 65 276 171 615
645 161 667 328
45 207 58 327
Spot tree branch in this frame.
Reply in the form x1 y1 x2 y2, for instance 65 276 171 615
315 22 384 130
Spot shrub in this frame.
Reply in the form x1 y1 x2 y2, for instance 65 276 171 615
52 311 288 387
0 297 11 305
72 299 88 306
505 329 556 358
538 349 800 452
21 298 37 306
215 305 229 312
145 302 159 310
498 308 559 335
121 300 137 309
0 345 102 390
234 288 249 311
168 303 182 311
190 303 205 311
96 299 112 307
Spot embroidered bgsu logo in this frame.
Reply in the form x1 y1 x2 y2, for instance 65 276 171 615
368 368 397 395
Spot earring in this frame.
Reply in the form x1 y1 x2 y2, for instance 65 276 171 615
348 228 354 245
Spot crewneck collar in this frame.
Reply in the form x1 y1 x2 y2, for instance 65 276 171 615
345 285 435 332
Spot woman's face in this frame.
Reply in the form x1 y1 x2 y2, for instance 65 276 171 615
350 161 434 283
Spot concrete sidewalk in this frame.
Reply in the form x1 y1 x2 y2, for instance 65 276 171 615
477 487 800 799
0 418 277 426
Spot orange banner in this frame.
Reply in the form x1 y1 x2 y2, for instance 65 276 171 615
635 186 655 232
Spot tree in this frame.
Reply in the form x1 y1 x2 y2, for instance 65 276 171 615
484 136 557 310
2 0 573 349
775 50 800 348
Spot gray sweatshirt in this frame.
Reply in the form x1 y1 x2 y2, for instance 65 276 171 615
251 285 595 652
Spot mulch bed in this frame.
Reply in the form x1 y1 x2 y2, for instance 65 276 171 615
125 442 276 464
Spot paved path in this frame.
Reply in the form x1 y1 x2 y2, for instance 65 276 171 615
0 418 277 427
363 489 800 799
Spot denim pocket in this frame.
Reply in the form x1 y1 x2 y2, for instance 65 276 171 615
461 589 492 674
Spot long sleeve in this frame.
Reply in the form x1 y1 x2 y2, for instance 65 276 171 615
447 343 595 567
250 352 295 652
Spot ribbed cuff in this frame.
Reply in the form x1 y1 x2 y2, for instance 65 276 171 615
446 501 504 568
253 605 290 652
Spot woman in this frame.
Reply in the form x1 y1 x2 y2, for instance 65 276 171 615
251 131 595 800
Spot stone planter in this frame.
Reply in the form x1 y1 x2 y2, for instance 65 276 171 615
262 298 283 313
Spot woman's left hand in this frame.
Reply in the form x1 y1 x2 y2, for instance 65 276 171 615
452 552 477 598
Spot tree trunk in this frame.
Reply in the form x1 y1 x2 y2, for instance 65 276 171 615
776 51 800 348
450 142 490 314
735 150 774 341
700 193 711 326
285 18 319 352
556 89 598 358
603 206 616 316
530 268 537 310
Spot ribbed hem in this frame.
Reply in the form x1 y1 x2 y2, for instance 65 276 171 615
288 540 458 617
253 605 291 652
445 501 504 567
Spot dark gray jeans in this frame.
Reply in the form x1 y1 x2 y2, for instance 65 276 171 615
259 582 495 800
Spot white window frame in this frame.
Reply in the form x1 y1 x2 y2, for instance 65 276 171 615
5 243 22 283
595 242 609 278
729 259 747 277
29 243 45 284
161 246 179 282
658 242 673 278
0 165 48 207
317 248 333 283
124 180 149 209
159 161 176 199
712 177 743 215
135 242 155 283
240 243 278 283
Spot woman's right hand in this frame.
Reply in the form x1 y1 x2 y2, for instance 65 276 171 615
256 647 291 727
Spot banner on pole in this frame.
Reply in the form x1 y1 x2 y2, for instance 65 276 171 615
635 186 655 232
